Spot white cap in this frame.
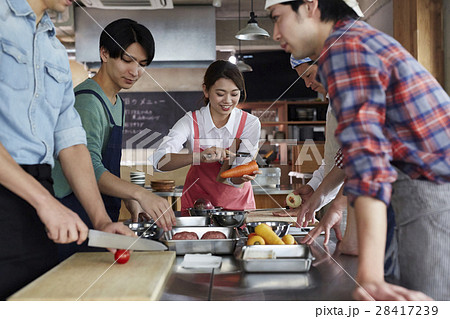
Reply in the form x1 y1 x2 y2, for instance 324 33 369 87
265 0 290 10
265 0 364 18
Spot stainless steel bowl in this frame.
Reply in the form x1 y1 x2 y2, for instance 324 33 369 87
244 221 291 237
212 210 247 228
123 219 164 240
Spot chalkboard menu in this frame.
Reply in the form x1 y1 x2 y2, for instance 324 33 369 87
120 91 204 149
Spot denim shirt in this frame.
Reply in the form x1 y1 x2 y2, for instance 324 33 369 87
0 0 86 166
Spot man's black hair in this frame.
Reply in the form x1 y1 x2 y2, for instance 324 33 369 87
99 18 155 66
282 0 358 22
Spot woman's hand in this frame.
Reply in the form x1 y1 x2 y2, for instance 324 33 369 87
231 170 262 184
200 147 228 163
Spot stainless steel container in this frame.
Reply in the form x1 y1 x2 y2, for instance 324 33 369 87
175 216 208 227
251 167 281 188
238 245 314 272
161 227 238 255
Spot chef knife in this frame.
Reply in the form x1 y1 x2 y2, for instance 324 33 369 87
88 229 167 251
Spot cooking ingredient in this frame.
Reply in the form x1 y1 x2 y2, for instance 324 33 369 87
247 235 265 245
220 160 259 178
172 231 199 240
201 231 226 240
193 198 214 210
282 234 296 245
286 192 302 208
114 249 130 264
255 223 285 245
247 232 258 239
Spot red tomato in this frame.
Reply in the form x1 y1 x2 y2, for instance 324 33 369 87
114 249 130 264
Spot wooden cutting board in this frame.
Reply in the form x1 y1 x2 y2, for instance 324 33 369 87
8 251 175 301
246 210 297 223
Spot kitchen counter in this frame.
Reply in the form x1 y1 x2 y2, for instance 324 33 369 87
148 185 294 211
148 185 293 197
160 234 358 301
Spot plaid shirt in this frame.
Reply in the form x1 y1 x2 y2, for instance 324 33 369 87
318 19 450 205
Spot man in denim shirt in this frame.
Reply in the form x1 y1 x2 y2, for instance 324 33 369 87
0 0 133 300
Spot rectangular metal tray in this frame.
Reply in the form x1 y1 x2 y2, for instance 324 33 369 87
238 245 314 273
161 227 237 255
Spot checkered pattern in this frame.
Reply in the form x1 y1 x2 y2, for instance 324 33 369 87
318 19 450 205
334 148 344 169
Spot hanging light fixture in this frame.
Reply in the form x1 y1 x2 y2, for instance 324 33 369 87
235 0 252 72
235 0 270 41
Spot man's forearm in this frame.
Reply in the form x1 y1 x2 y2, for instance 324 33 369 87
59 144 111 229
157 153 196 171
354 196 387 283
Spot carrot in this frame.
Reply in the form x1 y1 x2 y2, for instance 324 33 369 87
220 160 259 178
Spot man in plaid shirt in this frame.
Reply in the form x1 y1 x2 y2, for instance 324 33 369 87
266 0 449 300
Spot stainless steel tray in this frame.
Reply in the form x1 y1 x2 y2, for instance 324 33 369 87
238 245 314 273
161 227 238 255
175 216 208 227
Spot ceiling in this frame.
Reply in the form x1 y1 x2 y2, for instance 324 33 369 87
55 0 276 55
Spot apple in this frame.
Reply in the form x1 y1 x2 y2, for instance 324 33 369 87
193 198 214 210
286 192 302 208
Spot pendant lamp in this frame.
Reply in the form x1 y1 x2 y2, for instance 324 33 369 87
235 0 252 72
235 0 270 41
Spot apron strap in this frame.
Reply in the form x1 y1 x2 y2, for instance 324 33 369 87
75 89 122 126
235 111 248 139
192 111 200 153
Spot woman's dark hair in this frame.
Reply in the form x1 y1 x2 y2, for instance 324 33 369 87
202 60 247 105
99 18 155 66
282 0 358 22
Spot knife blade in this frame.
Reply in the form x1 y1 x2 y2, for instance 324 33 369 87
88 229 167 251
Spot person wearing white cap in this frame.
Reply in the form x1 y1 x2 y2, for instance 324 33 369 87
265 0 450 301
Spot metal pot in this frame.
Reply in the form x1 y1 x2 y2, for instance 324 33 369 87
123 219 164 240
211 210 247 228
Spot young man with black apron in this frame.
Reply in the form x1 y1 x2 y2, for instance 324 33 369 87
52 18 176 261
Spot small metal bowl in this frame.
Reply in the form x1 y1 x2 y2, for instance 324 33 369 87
244 221 291 237
212 210 247 228
123 219 164 240
187 207 222 216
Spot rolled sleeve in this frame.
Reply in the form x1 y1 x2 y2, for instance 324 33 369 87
54 126 87 156
307 162 325 191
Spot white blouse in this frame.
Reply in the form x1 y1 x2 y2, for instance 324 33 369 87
152 105 261 171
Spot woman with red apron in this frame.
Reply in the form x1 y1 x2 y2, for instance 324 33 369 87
153 60 261 214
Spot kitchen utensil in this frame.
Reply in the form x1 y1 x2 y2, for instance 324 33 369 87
234 152 252 158
123 219 164 240
87 229 167 251
161 227 238 255
244 221 290 237
211 210 247 227
175 216 209 227
238 244 314 273
8 252 175 300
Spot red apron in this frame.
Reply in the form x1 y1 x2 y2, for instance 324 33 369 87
181 111 256 215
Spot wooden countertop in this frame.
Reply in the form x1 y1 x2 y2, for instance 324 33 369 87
8 251 176 301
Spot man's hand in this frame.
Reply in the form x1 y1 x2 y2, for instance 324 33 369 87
301 205 343 245
273 185 315 217
135 191 176 231
96 221 137 254
124 199 146 222
353 281 433 301
35 197 88 245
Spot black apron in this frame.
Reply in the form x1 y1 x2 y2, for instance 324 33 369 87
0 164 58 300
57 90 124 260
